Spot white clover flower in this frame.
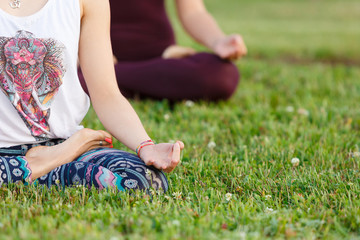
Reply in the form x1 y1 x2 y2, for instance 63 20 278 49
265 207 274 213
238 231 246 239
145 169 152 176
172 220 180 226
348 182 354 186
352 152 360 157
225 193 232 201
291 157 300 167
172 192 182 199
55 179 60 185
164 195 171 200
164 114 170 121
185 100 194 107
285 106 294 112
297 108 309 116
265 195 272 200
208 141 216 149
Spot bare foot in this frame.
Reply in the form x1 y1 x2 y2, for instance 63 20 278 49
162 45 196 59
113 55 118 64
26 128 113 180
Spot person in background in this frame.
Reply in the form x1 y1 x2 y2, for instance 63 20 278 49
79 0 247 101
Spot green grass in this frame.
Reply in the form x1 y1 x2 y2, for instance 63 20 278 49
167 0 360 64
1 0 360 239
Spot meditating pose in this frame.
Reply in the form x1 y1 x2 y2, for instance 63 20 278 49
78 0 247 101
0 0 183 191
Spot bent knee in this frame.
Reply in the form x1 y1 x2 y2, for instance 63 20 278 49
193 54 240 100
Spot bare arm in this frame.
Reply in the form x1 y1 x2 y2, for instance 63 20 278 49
79 0 149 151
78 0 183 172
176 0 247 60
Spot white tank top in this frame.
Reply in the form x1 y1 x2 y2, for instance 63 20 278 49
0 0 90 147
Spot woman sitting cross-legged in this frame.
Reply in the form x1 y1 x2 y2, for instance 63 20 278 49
0 0 183 191
78 0 247 101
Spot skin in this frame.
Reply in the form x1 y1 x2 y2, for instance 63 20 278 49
115 0 247 62
175 0 247 60
1 0 184 180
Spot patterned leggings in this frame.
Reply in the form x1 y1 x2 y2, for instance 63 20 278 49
0 140 168 191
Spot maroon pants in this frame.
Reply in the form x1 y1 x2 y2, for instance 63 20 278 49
78 53 239 101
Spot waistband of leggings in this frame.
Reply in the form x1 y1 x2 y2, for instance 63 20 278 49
0 139 65 156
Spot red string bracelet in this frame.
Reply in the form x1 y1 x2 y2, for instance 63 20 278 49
136 140 155 157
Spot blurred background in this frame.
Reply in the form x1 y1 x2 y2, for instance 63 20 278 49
166 0 360 66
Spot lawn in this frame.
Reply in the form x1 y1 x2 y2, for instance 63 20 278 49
1 0 360 239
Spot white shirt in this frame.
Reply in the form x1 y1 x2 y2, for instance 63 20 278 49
0 0 90 147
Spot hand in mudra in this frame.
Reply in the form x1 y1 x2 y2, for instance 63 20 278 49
139 141 185 173
213 34 247 60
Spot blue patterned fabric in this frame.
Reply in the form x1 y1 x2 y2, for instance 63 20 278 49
0 142 168 192
0 156 32 187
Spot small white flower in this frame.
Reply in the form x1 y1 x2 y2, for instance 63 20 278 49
265 207 274 213
185 100 194 107
204 196 209 200
297 108 309 116
208 141 216 149
145 169 152 176
55 179 60 185
352 152 360 157
238 231 246 239
164 114 170 121
291 157 300 167
225 193 232 201
172 220 180 226
285 106 294 112
172 192 182 199
164 195 171 200
348 182 354 186
265 195 272 200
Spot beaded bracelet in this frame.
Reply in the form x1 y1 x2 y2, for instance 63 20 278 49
136 140 155 157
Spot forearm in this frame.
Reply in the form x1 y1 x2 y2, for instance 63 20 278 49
79 0 151 151
176 1 225 50
92 92 150 151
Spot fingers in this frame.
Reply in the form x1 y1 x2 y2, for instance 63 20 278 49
97 130 112 140
84 129 113 149
169 142 181 172
224 35 247 60
176 140 185 150
141 142 183 173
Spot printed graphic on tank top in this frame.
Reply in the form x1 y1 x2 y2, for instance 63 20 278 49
0 30 66 140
